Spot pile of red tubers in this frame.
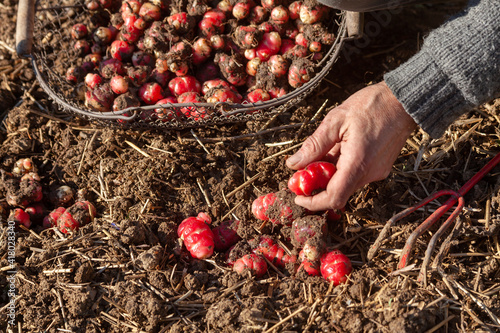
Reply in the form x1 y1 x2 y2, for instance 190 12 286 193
177 161 352 285
67 0 336 121
1 158 96 234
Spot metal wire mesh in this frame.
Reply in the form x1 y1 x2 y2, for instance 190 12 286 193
30 0 348 130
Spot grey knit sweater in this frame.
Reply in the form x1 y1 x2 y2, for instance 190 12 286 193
383 0 500 138
320 0 500 138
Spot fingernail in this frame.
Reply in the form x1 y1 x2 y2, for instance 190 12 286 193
287 152 302 166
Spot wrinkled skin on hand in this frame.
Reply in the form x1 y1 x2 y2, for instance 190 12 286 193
286 81 417 211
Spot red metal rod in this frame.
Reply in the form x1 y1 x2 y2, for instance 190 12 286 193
368 152 500 264
458 151 500 196
417 196 465 283
397 151 500 268
367 189 460 261
397 192 460 269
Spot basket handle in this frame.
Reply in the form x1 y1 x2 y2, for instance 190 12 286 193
16 0 36 57
345 12 364 38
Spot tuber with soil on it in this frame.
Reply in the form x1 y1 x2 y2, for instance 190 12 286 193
234 26 263 50
8 208 31 229
85 73 103 89
287 58 314 88
270 5 290 25
5 173 43 208
212 220 242 251
251 236 297 268
205 87 243 103
43 207 66 229
85 83 115 112
291 215 327 247
12 158 37 177
126 65 150 86
232 0 255 20
2 158 98 232
177 212 215 259
233 253 268 278
298 250 321 276
251 189 306 226
298 0 329 24
214 53 248 87
57 201 97 234
292 215 328 273
225 241 254 267
192 38 213 65
198 10 226 37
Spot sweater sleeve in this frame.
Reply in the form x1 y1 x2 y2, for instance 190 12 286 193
384 0 500 138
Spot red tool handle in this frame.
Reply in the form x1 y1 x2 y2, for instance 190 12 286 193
458 151 500 196
398 151 500 269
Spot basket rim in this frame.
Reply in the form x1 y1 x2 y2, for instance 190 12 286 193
30 7 350 124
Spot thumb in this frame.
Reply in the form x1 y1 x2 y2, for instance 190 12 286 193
286 113 341 170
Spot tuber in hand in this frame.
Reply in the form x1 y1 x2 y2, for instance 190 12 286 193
288 161 336 196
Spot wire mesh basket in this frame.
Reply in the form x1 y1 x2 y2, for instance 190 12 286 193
17 0 352 130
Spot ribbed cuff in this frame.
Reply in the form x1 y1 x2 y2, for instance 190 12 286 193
384 49 473 139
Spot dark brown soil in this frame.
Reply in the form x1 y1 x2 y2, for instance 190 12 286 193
2 1 500 333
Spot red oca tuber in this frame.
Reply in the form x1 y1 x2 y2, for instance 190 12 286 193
291 215 327 247
320 249 352 285
287 161 336 196
251 236 297 268
177 212 215 259
43 206 66 229
8 208 31 229
298 249 321 276
212 220 241 251
251 189 306 226
233 253 268 278
57 201 97 234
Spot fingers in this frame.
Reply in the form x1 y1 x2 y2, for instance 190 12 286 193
286 112 342 170
294 170 359 211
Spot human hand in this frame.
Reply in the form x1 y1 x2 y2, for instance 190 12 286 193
286 81 417 211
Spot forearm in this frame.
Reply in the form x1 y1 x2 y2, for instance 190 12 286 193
384 0 500 138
